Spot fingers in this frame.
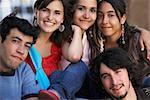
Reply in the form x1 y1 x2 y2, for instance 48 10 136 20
139 36 145 51
139 27 150 60
71 25 82 35
146 46 150 61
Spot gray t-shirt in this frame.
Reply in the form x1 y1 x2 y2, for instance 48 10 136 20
0 62 40 100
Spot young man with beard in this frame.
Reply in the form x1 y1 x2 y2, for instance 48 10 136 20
90 47 150 100
0 15 40 100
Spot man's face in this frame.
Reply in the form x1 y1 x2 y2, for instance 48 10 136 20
0 28 33 72
100 63 131 99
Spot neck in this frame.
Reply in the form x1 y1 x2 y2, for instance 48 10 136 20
0 62 12 73
104 40 118 49
35 31 53 57
105 31 121 49
38 31 53 43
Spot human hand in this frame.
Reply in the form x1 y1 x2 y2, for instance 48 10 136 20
72 25 83 36
139 27 150 61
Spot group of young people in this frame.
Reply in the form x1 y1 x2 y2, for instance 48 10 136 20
0 0 150 99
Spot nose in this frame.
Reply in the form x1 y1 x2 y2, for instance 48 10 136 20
83 11 90 19
102 15 108 24
47 12 54 20
17 45 25 55
111 75 119 85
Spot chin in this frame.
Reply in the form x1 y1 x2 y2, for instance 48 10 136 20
112 91 128 99
81 26 90 31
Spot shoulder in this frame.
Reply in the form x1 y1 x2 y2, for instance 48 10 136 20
18 62 32 71
135 87 150 99
17 62 34 76
127 26 141 43
128 26 141 32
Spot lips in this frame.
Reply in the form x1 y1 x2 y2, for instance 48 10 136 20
101 26 111 29
110 84 123 91
112 86 122 91
44 21 54 26
80 18 92 22
12 55 23 61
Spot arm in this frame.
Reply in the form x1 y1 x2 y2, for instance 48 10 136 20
62 25 83 63
138 27 150 60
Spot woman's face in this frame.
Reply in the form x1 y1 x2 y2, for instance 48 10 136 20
36 0 64 33
97 1 126 38
73 0 97 32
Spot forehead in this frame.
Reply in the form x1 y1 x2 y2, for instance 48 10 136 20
98 1 115 12
77 0 97 8
100 63 128 75
100 63 112 74
7 28 33 42
45 0 64 11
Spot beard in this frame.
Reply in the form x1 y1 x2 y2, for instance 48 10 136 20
111 83 130 100
112 91 128 100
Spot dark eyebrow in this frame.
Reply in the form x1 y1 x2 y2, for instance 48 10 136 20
55 10 63 13
12 36 22 41
77 5 97 9
107 11 115 13
41 7 49 11
26 42 33 46
12 36 33 45
77 5 85 8
100 73 108 78
98 10 115 13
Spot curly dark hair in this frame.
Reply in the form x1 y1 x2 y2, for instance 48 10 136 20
0 16 38 44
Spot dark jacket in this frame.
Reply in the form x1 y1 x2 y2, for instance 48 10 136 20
125 26 150 87
76 26 150 99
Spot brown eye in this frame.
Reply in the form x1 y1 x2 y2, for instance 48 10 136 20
76 6 84 11
12 39 19 44
90 8 97 13
97 13 103 19
25 44 32 50
55 11 61 15
108 14 114 18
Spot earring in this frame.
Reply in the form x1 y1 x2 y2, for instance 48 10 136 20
89 30 93 37
33 17 38 27
98 30 105 53
121 24 125 44
59 24 65 32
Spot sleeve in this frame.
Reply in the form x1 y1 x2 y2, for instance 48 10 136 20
21 62 41 99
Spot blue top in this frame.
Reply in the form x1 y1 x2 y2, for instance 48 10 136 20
0 62 40 100
29 45 50 90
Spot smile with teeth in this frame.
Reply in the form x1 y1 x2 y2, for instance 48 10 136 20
44 21 54 26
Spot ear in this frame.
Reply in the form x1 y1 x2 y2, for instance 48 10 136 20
33 9 38 18
0 36 2 43
120 14 127 25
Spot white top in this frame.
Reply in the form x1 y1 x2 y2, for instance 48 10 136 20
60 33 91 70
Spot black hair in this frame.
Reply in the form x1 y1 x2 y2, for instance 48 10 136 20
97 0 131 50
0 16 38 44
34 0 53 10
90 47 135 87
60 0 77 42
